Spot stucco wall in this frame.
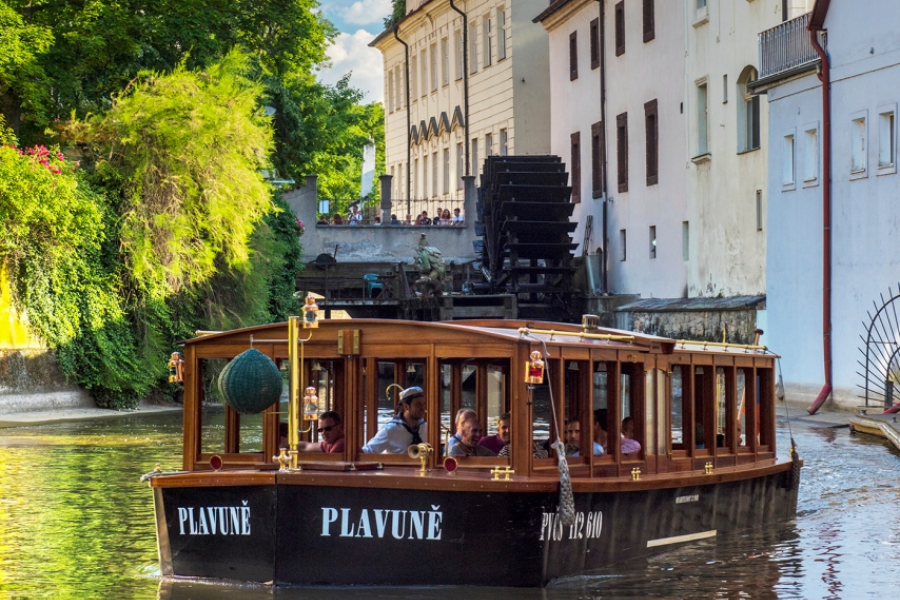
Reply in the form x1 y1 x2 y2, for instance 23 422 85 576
684 0 781 298
766 1 900 409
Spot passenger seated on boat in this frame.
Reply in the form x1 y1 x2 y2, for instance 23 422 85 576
621 417 641 456
446 408 476 456
479 412 510 454
295 411 345 453
592 411 608 456
565 420 605 457
449 418 496 457
362 386 428 453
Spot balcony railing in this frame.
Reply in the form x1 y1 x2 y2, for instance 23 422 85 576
758 13 824 80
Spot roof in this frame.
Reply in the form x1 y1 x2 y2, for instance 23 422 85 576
370 0 439 48
533 0 580 24
617 295 766 313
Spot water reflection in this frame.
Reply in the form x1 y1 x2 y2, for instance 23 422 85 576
1 412 899 599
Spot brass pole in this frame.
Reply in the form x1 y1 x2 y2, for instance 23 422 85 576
288 316 300 467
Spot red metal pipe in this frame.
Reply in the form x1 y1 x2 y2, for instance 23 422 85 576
806 20 833 414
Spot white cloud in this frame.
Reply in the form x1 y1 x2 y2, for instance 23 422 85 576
318 30 384 104
338 0 392 27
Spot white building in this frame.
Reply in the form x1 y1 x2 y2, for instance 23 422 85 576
536 0 688 299
371 0 552 218
760 0 900 409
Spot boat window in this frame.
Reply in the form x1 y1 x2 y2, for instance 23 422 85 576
619 363 644 459
198 358 231 455
531 359 559 452
737 368 750 447
716 367 728 449
562 360 592 459
671 366 684 447
757 368 775 448
437 359 508 458
592 361 613 457
694 366 714 451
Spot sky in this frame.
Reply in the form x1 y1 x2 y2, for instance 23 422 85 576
317 0 392 104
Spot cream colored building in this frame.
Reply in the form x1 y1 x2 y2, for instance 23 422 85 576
683 0 812 297
371 0 552 217
538 0 688 298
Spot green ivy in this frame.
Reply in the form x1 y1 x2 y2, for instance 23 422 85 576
0 53 305 409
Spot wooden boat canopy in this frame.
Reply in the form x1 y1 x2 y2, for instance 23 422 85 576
173 317 780 486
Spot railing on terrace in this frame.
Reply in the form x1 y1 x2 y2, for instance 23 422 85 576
758 12 824 80
317 197 467 226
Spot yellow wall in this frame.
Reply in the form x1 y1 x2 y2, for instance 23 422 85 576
0 266 43 350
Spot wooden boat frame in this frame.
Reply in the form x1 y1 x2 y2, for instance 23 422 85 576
147 316 797 586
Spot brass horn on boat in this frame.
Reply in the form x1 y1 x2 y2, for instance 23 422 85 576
408 443 433 475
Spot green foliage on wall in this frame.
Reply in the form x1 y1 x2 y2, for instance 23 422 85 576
0 53 305 409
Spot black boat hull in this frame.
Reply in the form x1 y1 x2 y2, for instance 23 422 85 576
154 468 798 587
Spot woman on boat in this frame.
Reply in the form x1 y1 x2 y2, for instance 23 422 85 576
361 386 428 453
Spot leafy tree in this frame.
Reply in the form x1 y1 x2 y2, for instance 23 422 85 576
68 50 275 302
384 0 407 29
0 1 53 135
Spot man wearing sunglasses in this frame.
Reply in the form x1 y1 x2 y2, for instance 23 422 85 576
292 411 345 453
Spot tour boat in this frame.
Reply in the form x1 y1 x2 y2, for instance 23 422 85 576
145 314 799 587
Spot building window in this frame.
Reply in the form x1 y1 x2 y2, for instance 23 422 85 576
571 132 581 203
649 225 656 259
696 79 709 156
569 31 578 81
387 70 394 113
430 43 438 91
644 99 658 186
620 229 627 261
411 56 418 101
615 2 625 57
443 148 450 194
782 130 795 190
591 121 604 199
469 22 478 74
803 123 819 185
590 18 600 70
617 112 628 193
643 0 655 43
457 142 465 190
472 138 479 182
723 74 728 103
420 50 427 97
878 104 896 174
441 38 449 86
498 9 507 60
851 111 867 176
423 154 429 197
396 65 404 108
500 129 508 156
432 151 438 198
755 190 763 232
412 157 418 198
485 133 493 157
682 221 689 261
483 15 492 67
737 66 760 153
454 29 464 80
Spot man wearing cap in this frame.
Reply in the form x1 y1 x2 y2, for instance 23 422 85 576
449 418 496 457
362 386 428 453
445 407 476 456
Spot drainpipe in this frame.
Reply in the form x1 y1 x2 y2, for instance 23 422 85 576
806 23 832 414
593 0 609 293
393 26 412 216
449 0 471 176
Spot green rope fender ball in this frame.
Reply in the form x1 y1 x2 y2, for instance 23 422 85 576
217 348 283 414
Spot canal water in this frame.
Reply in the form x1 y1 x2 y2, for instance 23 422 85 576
0 411 898 599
